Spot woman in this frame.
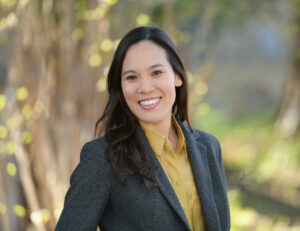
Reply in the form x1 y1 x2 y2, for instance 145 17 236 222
55 26 230 231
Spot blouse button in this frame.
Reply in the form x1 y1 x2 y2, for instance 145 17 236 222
176 179 182 186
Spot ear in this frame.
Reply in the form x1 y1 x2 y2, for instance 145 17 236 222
175 74 183 87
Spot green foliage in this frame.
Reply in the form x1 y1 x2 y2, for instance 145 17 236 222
193 109 300 230
151 3 164 25
75 0 87 20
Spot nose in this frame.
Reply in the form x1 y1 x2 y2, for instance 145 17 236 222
138 77 155 94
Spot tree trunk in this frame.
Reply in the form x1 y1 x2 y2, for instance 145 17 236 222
276 3 300 136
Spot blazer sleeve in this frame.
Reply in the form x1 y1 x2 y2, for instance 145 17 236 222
215 138 227 187
215 137 231 230
55 140 111 231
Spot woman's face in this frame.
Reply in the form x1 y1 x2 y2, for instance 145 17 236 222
121 40 182 130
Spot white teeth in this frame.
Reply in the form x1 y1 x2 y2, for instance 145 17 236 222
139 98 160 106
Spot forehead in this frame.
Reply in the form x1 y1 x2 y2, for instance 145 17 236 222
122 41 169 70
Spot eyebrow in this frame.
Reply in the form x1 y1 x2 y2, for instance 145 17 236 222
121 63 165 76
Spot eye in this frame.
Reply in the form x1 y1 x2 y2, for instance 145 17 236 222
126 75 137 80
152 70 162 76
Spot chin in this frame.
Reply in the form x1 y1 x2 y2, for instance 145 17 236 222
137 113 169 124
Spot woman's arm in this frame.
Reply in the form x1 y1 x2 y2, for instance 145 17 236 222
215 139 228 186
215 137 231 230
55 139 111 231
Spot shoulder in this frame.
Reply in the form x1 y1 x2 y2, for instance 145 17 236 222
192 128 221 153
179 122 222 160
65 138 110 192
79 136 109 162
84 136 108 148
179 121 220 147
192 128 220 148
176 117 220 147
190 127 223 164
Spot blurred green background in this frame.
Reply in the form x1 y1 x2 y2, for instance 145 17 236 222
0 0 300 230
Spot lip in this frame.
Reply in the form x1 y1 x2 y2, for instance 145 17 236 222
138 97 162 110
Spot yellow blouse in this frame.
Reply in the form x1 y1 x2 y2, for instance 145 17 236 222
139 116 206 231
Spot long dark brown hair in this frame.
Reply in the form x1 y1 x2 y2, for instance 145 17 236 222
94 26 192 187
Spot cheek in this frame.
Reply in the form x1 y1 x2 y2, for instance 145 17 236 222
160 78 177 96
121 83 135 105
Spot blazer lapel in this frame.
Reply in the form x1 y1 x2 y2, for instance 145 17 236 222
136 126 192 231
178 120 221 231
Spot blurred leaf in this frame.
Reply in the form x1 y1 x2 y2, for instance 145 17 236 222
96 78 107 92
103 0 118 5
195 82 208 96
0 0 17 8
7 140 16 154
19 0 29 7
30 209 50 225
54 208 62 221
22 104 32 118
136 13 150 26
0 203 7 214
71 27 83 41
100 39 113 52
16 87 28 101
34 100 46 114
113 39 121 50
0 94 7 110
0 125 8 139
89 53 102 67
173 31 191 43
6 12 17 27
0 18 7 31
6 162 17 176
6 117 17 131
233 208 257 227
13 204 26 217
75 0 87 13
84 4 107 21
22 131 32 145
196 102 211 116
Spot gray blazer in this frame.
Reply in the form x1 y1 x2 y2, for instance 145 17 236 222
55 120 230 231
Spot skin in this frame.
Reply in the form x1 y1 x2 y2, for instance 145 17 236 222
121 40 182 150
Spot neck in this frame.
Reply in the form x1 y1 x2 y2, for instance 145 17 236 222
147 116 177 142
151 119 171 137
142 115 178 152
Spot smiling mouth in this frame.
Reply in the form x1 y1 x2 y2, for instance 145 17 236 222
139 97 162 109
139 98 160 106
